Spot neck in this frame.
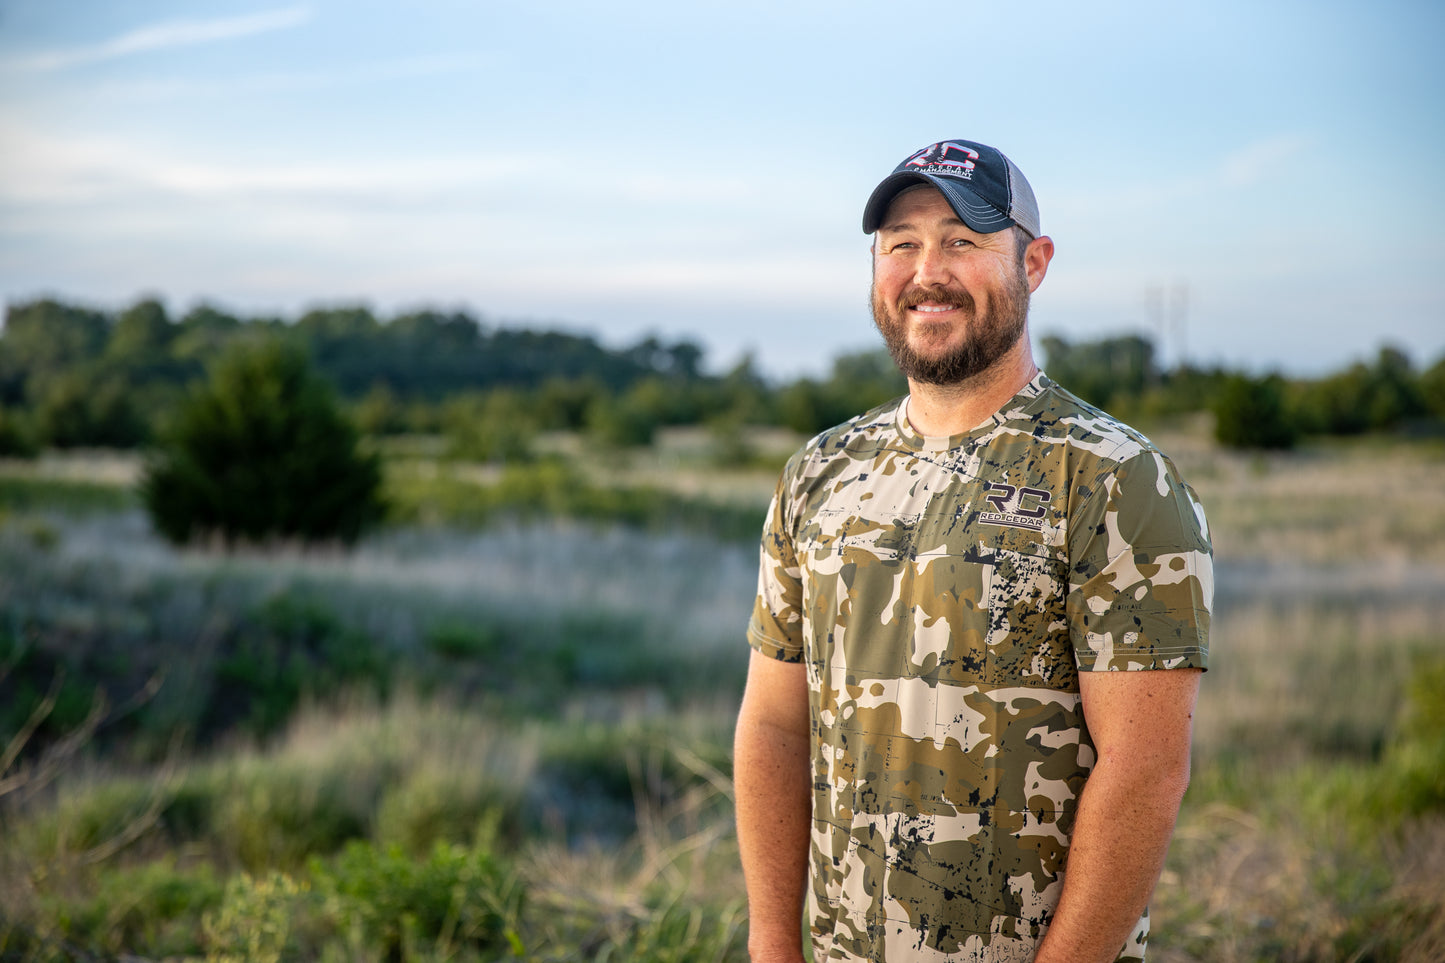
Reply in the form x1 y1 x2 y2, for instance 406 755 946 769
904 346 1038 438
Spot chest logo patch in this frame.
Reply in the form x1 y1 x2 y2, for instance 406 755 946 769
979 481 1051 531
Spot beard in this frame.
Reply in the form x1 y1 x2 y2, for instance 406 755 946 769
871 264 1032 386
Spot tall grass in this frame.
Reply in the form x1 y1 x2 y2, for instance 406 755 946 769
2 432 1444 960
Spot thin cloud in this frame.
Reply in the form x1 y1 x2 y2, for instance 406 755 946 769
1219 133 1311 187
3 6 313 73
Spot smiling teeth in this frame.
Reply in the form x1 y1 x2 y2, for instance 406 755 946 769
913 305 953 313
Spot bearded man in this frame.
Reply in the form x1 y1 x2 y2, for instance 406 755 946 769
734 139 1212 963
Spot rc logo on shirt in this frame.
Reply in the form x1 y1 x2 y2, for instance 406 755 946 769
979 482 1051 531
903 141 979 179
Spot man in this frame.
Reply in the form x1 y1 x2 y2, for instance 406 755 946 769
734 139 1211 963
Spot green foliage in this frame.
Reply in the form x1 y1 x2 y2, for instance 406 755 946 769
1380 654 1445 816
353 382 411 436
212 764 370 872
35 859 222 958
424 621 505 661
1 299 110 372
203 870 315 963
1041 334 1157 410
141 337 384 546
576 893 746 963
386 459 765 541
0 634 104 753
0 476 131 512
586 391 661 448
171 303 247 361
778 349 906 435
442 388 538 462
534 375 606 430
31 369 149 448
375 779 521 856
1421 354 1445 420
207 590 390 737
0 404 39 456
1293 346 1429 436
197 842 525 963
6 293 1444 458
310 839 525 958
106 297 175 363
1212 372 1299 449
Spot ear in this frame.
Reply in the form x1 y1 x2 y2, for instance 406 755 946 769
1024 235 1054 292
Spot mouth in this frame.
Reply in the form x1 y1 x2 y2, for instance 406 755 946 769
897 287 974 319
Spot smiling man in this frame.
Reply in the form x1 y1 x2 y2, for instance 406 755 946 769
734 139 1213 963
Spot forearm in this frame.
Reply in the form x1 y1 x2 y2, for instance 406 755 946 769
1032 753 1190 963
734 700 812 961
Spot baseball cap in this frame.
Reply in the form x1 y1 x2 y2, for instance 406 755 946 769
862 138 1041 238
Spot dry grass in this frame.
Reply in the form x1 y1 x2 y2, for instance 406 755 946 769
1149 427 1445 566
5 428 1445 960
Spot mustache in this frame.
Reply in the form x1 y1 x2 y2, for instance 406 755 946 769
895 285 976 313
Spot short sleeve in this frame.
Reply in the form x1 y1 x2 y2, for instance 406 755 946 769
747 474 806 664
1066 448 1213 672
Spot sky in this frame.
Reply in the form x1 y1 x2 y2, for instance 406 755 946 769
1 0 1441 380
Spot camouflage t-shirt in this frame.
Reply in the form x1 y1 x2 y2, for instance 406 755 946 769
747 373 1212 963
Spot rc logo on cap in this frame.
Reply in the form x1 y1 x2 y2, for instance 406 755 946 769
904 141 979 178
862 137 1042 239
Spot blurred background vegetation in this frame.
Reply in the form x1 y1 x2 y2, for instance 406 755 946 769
2 297 1444 462
1 298 1443 961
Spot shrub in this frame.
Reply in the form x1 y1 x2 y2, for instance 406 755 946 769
441 389 537 463
39 860 222 958
1212 372 1298 449
32 370 149 448
308 839 524 959
203 590 391 737
141 337 384 547
203 870 315 963
0 404 38 457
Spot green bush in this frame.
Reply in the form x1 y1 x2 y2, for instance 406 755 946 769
308 839 524 959
1382 654 1445 816
586 392 660 448
425 621 506 661
1212 372 1298 449
204 591 390 737
37 859 222 958
203 870 316 963
141 337 384 547
0 404 39 456
32 370 149 448
442 389 538 463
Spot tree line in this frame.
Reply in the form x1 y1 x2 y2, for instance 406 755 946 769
1 297 1443 458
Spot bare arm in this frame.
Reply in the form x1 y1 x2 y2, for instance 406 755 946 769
734 648 812 963
1033 667 1202 963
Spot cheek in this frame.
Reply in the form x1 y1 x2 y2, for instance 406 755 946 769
872 261 913 298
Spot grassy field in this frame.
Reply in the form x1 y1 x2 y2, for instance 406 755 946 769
1 427 1443 961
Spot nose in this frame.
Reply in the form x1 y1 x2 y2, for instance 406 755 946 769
913 245 950 288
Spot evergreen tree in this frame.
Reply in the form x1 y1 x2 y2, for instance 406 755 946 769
142 338 384 546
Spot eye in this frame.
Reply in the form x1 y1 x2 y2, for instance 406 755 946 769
950 237 975 248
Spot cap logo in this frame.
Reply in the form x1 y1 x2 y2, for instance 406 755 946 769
903 141 979 179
